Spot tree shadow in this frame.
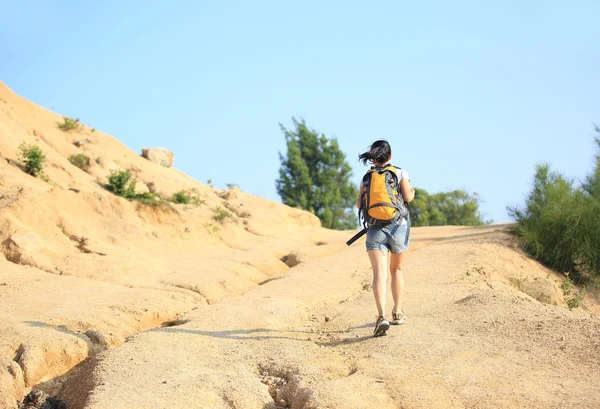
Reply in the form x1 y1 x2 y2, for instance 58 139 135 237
316 334 375 347
153 322 375 344
154 327 313 342
24 321 90 342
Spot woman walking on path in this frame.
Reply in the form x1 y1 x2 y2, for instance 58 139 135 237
356 140 415 337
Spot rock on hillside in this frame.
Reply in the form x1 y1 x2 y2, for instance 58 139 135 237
141 147 174 167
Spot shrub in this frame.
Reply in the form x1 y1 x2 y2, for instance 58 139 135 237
134 192 167 208
566 289 586 309
105 169 173 210
18 143 45 176
57 117 82 132
69 153 91 171
226 183 240 189
171 189 206 205
107 170 136 198
213 206 232 223
172 190 190 204
560 276 574 296
508 133 600 282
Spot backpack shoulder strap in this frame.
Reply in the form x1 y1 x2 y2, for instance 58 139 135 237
362 168 376 184
381 165 399 181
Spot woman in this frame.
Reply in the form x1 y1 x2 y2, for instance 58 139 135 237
357 140 415 337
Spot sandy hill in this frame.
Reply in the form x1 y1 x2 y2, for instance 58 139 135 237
1 82 599 409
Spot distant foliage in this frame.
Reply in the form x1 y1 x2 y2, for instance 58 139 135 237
69 153 91 171
171 189 205 206
213 206 232 223
107 170 136 198
18 142 45 176
409 188 488 227
57 117 82 132
105 169 167 209
172 190 191 204
276 118 358 230
508 129 600 282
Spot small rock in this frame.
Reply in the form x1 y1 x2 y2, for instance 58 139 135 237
219 187 240 200
147 182 159 194
324 316 330 322
21 389 48 407
85 329 108 349
282 252 303 268
73 139 91 147
8 232 43 256
141 147 174 167
95 156 120 170
19 389 67 409
134 181 150 194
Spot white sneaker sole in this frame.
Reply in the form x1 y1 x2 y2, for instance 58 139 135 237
374 320 390 337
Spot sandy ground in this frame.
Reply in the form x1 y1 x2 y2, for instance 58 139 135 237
59 225 600 409
1 82 599 408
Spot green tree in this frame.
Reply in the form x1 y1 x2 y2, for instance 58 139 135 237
582 126 600 198
509 128 600 281
409 188 487 227
276 118 358 230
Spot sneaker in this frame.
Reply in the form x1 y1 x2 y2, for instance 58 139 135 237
373 316 390 337
391 310 406 325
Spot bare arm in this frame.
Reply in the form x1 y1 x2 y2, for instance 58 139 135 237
400 179 415 203
356 185 365 209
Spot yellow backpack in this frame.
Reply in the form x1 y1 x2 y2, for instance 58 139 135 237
347 165 409 246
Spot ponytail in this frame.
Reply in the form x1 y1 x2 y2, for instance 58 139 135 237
358 140 392 165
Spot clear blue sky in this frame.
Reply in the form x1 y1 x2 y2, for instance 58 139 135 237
2 1 599 223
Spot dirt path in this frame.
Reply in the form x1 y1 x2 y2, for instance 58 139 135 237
58 225 600 409
3 81 598 409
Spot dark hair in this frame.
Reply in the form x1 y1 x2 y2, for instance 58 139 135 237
358 140 392 165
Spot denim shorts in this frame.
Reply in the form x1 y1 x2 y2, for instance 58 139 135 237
366 219 410 254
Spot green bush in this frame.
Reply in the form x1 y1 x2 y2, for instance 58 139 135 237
171 189 206 205
69 153 91 171
213 206 232 223
106 169 172 210
508 133 600 282
133 192 166 208
172 190 190 204
107 170 136 198
18 143 45 176
57 117 82 132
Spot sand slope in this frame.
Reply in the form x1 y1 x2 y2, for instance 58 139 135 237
1 83 599 408
0 82 347 408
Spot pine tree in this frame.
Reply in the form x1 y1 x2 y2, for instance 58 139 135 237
276 118 358 230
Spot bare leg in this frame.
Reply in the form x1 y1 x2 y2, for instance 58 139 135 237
390 252 407 313
368 250 389 316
